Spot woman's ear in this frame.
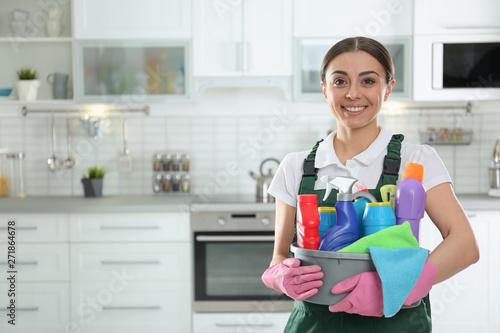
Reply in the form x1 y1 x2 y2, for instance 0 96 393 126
321 81 327 100
384 78 396 101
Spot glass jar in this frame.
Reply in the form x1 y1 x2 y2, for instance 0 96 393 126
0 153 7 197
162 174 171 192
153 174 162 193
162 153 172 171
153 153 162 171
7 152 26 198
172 174 181 192
181 174 190 192
427 127 437 142
172 154 181 171
181 153 190 171
439 128 450 142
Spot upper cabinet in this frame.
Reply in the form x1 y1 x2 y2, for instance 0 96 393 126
294 0 413 38
73 0 192 39
192 0 292 77
415 0 500 35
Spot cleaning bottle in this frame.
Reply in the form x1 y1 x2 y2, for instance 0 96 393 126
395 163 426 241
318 207 336 238
296 194 321 250
318 176 377 252
380 184 397 210
352 181 371 238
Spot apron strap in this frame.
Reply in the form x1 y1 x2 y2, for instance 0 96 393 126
298 139 323 195
371 134 404 201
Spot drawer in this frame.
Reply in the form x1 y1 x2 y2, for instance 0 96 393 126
0 213 69 243
69 212 190 242
70 243 190 282
71 280 191 333
0 282 70 333
0 244 70 282
193 312 290 333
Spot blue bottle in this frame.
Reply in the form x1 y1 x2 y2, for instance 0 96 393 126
353 196 371 238
318 176 376 252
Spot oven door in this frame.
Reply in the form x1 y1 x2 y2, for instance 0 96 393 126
193 231 293 312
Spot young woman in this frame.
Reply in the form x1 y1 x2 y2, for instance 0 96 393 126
261 37 479 332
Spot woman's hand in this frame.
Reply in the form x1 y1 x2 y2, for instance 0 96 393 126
261 258 323 301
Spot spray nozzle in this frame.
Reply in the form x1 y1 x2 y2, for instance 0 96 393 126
321 175 377 202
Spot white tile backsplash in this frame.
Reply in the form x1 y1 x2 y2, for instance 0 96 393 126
1 89 500 197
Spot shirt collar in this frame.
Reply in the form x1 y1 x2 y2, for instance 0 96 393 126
315 127 392 168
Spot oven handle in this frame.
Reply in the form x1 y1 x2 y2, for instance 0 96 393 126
195 235 275 242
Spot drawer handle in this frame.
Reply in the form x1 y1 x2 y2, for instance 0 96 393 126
216 323 274 327
0 307 39 312
102 306 161 311
0 226 37 231
100 226 159 230
100 260 160 265
0 261 38 266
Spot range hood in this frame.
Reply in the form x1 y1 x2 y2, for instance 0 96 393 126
192 76 292 101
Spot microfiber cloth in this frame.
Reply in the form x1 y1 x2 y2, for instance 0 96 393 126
338 222 419 253
368 246 429 317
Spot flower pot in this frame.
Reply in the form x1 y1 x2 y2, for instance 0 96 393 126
16 80 40 101
81 178 103 198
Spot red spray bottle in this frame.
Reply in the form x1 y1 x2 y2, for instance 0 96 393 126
296 194 321 250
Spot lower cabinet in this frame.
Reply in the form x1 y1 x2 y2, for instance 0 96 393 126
193 312 291 333
420 210 500 333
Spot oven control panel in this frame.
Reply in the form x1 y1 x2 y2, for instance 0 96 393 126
191 211 275 231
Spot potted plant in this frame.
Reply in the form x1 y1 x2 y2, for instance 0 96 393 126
16 67 40 101
81 166 106 198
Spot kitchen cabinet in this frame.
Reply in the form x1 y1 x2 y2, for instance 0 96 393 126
0 0 73 103
293 0 413 38
414 0 500 35
193 312 291 333
69 212 192 333
419 210 500 333
294 37 411 101
75 41 190 102
0 213 70 333
73 0 191 39
192 0 292 77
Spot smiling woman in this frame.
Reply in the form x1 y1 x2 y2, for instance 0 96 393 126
261 36 479 333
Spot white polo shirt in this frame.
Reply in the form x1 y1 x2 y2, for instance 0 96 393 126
268 127 452 208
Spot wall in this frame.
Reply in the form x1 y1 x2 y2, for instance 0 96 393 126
0 88 499 199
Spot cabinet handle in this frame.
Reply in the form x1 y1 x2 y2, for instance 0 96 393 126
0 226 37 231
100 260 160 265
215 323 274 327
466 213 477 218
0 307 39 312
102 306 160 311
196 235 274 242
100 226 159 230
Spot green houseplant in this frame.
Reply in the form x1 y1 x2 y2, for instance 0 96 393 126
16 67 41 101
81 166 106 197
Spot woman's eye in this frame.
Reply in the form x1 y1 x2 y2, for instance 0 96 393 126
333 78 347 85
362 78 375 84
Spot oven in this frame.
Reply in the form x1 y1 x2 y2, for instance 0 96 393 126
191 209 294 313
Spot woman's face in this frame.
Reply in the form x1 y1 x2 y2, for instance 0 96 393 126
321 51 395 131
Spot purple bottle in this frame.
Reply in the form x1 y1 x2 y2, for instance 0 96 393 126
395 163 427 242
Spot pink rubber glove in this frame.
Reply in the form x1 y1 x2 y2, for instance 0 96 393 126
329 271 384 317
261 258 323 301
404 260 437 306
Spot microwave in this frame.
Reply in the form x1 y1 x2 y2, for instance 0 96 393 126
414 34 500 101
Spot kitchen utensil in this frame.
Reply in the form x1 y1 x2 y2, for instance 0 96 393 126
63 110 75 168
249 157 280 203
47 110 58 172
118 113 132 173
488 137 500 197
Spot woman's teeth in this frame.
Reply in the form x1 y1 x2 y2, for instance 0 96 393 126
344 106 366 112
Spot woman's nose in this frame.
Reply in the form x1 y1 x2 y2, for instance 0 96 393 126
346 84 361 99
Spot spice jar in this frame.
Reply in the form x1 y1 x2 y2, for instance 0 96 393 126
162 174 171 192
172 154 181 171
182 153 190 171
153 174 162 193
439 128 450 142
452 127 463 142
153 153 162 171
182 174 190 192
162 153 172 171
172 174 181 192
427 127 437 142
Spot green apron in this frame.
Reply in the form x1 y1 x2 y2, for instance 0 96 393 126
285 134 432 333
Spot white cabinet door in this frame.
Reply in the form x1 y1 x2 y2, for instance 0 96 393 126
294 0 413 37
415 0 500 35
73 0 191 39
72 281 191 333
419 211 500 333
193 312 290 333
193 0 292 76
0 213 69 243
0 282 70 333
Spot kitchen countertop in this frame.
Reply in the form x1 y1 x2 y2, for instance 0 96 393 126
0 194 497 213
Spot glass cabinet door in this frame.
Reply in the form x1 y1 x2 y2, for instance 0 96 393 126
76 41 189 102
294 38 411 101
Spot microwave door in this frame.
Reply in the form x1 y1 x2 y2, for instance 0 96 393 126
432 43 444 89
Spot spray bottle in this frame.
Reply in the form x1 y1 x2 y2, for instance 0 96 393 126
352 181 371 238
395 163 426 242
318 176 377 252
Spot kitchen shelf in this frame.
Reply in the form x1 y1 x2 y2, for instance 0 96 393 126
419 129 473 145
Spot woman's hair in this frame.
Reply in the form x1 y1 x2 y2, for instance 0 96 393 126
320 36 395 85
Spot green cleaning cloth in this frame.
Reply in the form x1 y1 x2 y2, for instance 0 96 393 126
338 222 419 253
